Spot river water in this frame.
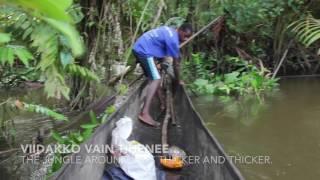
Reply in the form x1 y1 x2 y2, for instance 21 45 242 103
1 78 320 179
192 78 320 180
0 84 113 179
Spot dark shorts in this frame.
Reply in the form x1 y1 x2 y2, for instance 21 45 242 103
133 50 161 80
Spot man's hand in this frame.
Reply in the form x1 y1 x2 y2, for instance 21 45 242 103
179 80 185 85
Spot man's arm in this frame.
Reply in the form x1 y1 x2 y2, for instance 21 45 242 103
164 34 181 83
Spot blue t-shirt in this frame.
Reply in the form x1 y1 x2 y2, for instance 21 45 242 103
133 26 180 59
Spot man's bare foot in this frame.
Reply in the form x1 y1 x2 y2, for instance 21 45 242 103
139 112 160 127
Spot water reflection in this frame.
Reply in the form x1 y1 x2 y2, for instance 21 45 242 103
194 94 272 127
192 78 320 180
0 88 61 150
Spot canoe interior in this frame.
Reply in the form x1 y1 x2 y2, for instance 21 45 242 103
53 80 244 180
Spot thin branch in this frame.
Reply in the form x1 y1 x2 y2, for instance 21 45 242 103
0 99 9 107
119 0 152 84
180 16 222 48
0 148 19 155
161 74 171 146
151 0 165 28
272 41 293 78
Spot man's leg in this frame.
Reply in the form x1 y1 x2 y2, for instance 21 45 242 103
139 79 161 126
138 57 161 127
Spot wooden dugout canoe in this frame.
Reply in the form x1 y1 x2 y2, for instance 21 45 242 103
53 80 244 180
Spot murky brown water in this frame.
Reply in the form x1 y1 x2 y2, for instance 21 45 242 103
2 78 320 179
192 78 320 180
0 84 113 179
0 88 61 150
0 87 66 179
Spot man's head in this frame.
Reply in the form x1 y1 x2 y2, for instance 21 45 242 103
177 23 193 43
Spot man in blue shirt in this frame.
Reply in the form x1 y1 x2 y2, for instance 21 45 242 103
132 23 192 127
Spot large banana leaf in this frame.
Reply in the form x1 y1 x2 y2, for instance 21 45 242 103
0 0 73 22
0 0 84 57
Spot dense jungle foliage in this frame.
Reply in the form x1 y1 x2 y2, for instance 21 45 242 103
1 0 320 175
1 0 320 100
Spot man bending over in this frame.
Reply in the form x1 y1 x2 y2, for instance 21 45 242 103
132 23 193 127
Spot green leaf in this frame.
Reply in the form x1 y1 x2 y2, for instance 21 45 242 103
2 0 73 22
43 18 84 57
224 71 240 83
82 128 93 140
0 47 4 64
60 51 73 67
21 20 31 29
14 47 33 66
251 74 263 89
49 111 68 121
79 67 86 76
0 33 11 43
105 105 116 115
44 66 70 100
101 114 109 124
6 47 14 65
22 27 33 40
194 79 208 87
89 111 98 124
67 4 84 23
0 47 8 64
51 153 63 173
55 0 73 10
66 64 100 82
75 134 84 143
21 102 68 121
51 131 65 144
80 124 98 129
306 33 320 47
205 84 215 94
218 85 231 95
290 15 320 47
68 132 83 144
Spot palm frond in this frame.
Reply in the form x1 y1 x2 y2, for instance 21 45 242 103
0 4 96 100
66 64 100 82
0 45 33 66
289 15 320 47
